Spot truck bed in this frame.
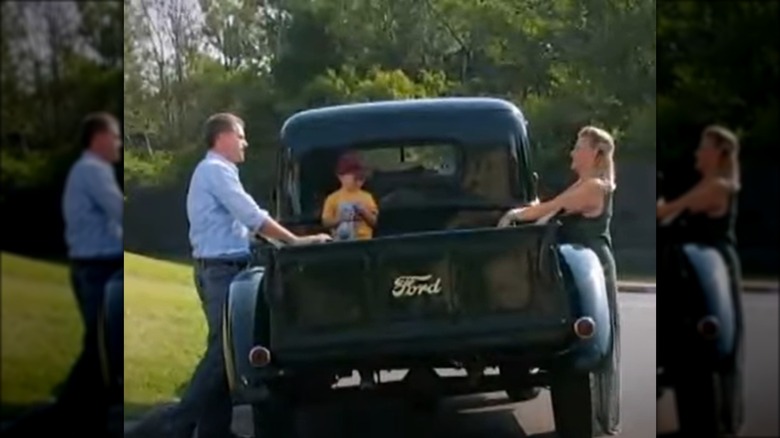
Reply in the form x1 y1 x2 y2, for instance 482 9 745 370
264 224 574 363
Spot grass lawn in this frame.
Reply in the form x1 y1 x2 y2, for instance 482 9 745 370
123 253 205 418
0 251 206 420
0 253 81 418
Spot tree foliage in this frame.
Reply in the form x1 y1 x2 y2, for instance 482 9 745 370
657 0 779 164
119 0 656 188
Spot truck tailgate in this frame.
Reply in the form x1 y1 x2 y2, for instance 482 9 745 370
266 225 572 358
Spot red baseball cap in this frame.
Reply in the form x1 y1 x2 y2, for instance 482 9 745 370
336 152 367 179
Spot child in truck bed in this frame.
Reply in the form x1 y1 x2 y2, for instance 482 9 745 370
321 151 379 389
322 151 378 240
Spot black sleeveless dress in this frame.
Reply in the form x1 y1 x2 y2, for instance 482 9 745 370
558 190 621 436
684 195 744 433
684 195 742 337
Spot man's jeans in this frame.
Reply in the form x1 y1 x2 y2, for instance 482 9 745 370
169 258 249 438
58 257 122 428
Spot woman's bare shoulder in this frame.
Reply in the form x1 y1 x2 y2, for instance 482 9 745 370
701 177 736 193
579 177 611 193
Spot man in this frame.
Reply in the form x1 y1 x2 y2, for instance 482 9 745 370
2 112 123 437
127 113 330 438
59 111 124 431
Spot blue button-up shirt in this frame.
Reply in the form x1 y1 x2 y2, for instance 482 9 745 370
186 151 270 259
62 151 123 259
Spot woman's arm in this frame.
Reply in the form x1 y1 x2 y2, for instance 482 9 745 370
500 179 605 224
656 179 730 221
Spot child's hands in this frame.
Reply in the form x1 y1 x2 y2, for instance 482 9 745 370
353 203 378 226
353 203 370 217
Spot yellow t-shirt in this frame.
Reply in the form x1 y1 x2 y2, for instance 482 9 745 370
322 188 378 239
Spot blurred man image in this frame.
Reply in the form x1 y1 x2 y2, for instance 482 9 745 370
2 112 123 436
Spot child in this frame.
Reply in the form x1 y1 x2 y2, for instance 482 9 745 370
321 152 378 241
321 152 378 389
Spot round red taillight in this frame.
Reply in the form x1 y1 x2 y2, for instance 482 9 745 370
248 346 272 367
573 317 596 339
697 316 720 339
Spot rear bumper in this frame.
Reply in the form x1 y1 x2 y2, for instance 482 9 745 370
272 318 607 370
228 321 608 405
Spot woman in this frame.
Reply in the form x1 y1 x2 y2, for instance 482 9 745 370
656 125 744 435
656 125 739 236
499 125 621 436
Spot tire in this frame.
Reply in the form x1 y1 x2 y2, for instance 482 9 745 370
675 371 721 436
720 368 744 435
252 393 298 438
506 386 542 402
550 372 594 438
499 364 542 403
676 368 742 437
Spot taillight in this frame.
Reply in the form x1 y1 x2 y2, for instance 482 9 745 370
248 345 272 367
573 316 596 339
696 316 720 339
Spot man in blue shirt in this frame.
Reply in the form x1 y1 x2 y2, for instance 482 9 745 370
3 112 123 437
61 111 123 430
127 113 329 438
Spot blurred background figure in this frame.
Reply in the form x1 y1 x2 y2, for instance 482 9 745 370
0 1 123 435
657 126 745 436
656 1 779 436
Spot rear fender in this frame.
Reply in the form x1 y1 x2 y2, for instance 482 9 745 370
222 267 271 404
681 243 736 356
557 244 612 370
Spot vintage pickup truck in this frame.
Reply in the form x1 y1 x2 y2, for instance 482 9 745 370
657 207 744 436
223 97 618 437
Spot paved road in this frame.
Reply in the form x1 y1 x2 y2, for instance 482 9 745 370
657 293 779 437
223 293 659 438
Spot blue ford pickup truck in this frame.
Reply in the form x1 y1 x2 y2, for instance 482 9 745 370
223 98 619 438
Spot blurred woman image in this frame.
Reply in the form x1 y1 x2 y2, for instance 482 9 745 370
498 125 621 436
656 125 744 435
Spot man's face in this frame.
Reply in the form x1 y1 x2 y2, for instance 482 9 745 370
218 123 248 163
94 121 122 163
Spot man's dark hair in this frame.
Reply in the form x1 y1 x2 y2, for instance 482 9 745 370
204 113 244 149
79 112 118 150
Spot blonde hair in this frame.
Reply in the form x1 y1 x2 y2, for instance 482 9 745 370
702 124 740 192
578 125 617 192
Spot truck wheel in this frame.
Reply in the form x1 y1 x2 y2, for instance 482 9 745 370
506 386 541 402
252 394 297 438
499 364 541 402
675 372 721 436
720 368 744 435
550 372 593 438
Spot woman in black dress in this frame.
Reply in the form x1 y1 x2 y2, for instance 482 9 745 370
499 125 621 436
656 125 744 434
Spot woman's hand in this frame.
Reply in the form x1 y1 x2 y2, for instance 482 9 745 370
656 198 667 218
498 208 525 228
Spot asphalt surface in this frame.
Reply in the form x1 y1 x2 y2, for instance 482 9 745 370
657 293 779 437
125 291 779 438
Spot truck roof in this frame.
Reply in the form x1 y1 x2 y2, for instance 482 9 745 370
280 97 528 156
